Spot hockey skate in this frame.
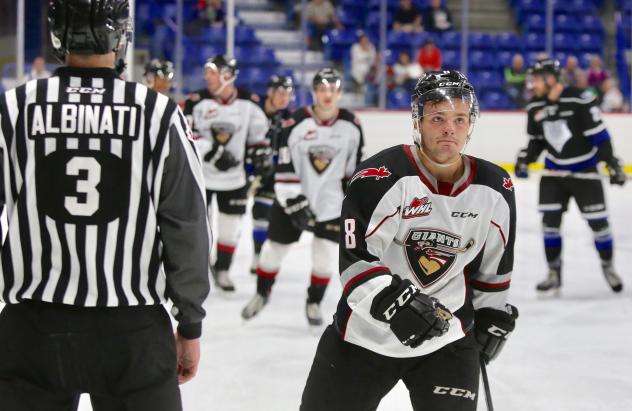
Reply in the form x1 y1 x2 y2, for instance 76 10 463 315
602 262 623 293
212 269 235 292
241 293 268 320
536 267 561 295
305 302 323 326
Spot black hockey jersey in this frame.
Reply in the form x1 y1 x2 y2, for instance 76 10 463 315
521 87 612 171
274 107 364 222
335 145 516 358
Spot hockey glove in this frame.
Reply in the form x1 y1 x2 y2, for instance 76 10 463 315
370 275 452 348
475 304 519 363
204 144 239 171
514 156 529 179
284 195 315 231
605 157 626 186
245 145 273 176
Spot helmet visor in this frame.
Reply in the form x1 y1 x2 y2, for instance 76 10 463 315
412 87 479 121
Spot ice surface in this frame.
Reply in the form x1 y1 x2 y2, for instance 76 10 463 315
3 177 630 411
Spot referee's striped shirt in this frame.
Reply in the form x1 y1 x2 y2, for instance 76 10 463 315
0 66 211 338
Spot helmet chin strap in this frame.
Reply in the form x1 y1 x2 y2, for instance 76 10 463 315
213 73 236 96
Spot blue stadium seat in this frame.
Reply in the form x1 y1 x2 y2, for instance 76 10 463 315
469 50 497 70
440 31 461 50
524 13 546 33
387 31 415 48
517 0 545 13
479 90 512 110
553 33 577 51
468 32 495 50
365 12 394 37
324 29 357 61
369 0 401 11
497 50 516 68
410 31 436 48
194 27 226 45
336 8 363 29
554 14 578 33
387 87 411 109
473 70 504 90
384 49 399 65
525 51 544 66
577 33 602 53
578 51 599 68
524 32 545 50
237 67 271 88
441 50 461 70
495 32 523 51
235 25 259 46
580 15 604 35
553 51 570 65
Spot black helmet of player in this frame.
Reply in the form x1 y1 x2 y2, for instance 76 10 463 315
144 59 174 93
267 75 294 92
266 75 294 111
411 70 479 167
527 57 562 96
204 55 239 95
48 0 132 67
312 68 342 91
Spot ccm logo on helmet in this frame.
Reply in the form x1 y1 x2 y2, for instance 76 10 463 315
433 386 477 401
438 82 461 86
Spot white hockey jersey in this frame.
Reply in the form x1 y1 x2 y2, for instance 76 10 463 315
335 145 516 358
184 88 268 191
274 107 364 222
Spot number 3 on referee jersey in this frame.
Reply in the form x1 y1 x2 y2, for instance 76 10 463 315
65 157 100 216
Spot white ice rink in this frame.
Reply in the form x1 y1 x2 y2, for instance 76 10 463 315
5 176 631 411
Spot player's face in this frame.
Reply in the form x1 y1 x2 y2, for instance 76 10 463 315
153 77 172 94
313 83 341 111
204 67 221 92
529 74 551 97
419 99 471 164
269 88 292 110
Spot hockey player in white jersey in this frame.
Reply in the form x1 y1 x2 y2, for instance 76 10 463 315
184 55 270 291
300 71 518 411
241 68 364 325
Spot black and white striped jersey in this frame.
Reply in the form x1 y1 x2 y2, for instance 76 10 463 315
274 107 364 222
0 66 211 339
521 87 613 171
335 145 516 358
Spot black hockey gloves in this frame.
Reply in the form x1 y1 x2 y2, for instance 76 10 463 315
475 304 519 363
284 195 315 230
246 145 273 176
204 144 239 171
514 151 529 179
605 157 626 186
370 275 452 348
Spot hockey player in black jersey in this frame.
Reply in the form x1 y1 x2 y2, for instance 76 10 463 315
249 75 294 273
514 58 625 294
144 58 175 94
300 71 518 411
184 55 270 291
241 68 364 325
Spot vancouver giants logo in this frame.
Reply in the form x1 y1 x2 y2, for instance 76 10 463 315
308 145 338 174
349 166 391 185
402 197 432 219
210 121 236 145
404 229 475 287
503 177 514 191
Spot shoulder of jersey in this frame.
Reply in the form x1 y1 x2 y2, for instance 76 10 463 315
338 108 362 128
186 88 211 103
348 145 413 189
282 107 311 129
236 87 261 103
561 86 596 103
470 156 515 195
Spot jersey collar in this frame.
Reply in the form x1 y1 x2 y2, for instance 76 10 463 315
403 145 476 196
305 106 340 127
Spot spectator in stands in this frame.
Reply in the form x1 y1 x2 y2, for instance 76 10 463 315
196 0 226 28
587 55 609 90
305 0 343 50
392 51 423 91
365 51 394 106
393 0 423 33
27 57 51 80
561 55 584 87
422 0 453 32
416 38 441 71
600 78 626 112
575 70 598 98
350 33 376 93
504 53 527 108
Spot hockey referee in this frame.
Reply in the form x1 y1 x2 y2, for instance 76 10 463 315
0 1 211 410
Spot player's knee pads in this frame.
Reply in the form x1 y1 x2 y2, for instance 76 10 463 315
258 241 292 272
217 213 242 244
587 218 610 233
311 238 337 277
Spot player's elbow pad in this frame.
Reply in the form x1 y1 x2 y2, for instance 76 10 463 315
475 304 519 363
370 275 452 348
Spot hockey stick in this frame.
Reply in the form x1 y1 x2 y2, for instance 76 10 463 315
480 356 494 411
